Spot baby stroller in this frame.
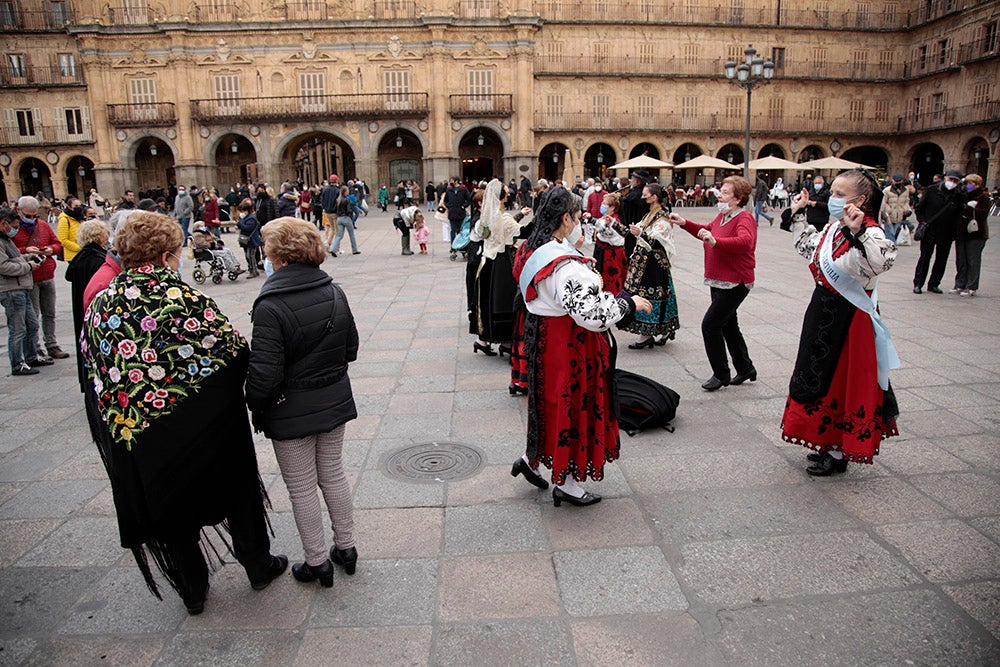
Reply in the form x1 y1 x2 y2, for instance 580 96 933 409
450 214 471 261
191 245 242 284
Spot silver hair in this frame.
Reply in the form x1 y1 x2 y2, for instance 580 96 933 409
17 195 39 211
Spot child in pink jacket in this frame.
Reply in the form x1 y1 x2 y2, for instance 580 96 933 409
413 215 430 254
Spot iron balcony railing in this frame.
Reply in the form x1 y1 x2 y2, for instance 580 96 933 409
0 64 85 87
448 94 513 117
189 1 239 22
458 0 502 18
957 36 1000 64
372 0 417 20
0 124 94 147
897 101 1000 133
190 93 430 123
106 103 177 127
282 1 334 21
107 2 154 25
0 6 75 31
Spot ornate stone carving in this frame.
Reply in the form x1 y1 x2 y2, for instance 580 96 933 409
281 35 338 63
369 36 422 61
112 46 167 68
454 35 507 60
197 39 253 65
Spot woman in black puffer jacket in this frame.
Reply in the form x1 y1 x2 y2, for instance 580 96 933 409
246 217 360 588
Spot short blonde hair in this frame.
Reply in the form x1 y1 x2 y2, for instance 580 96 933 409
965 174 983 187
114 212 183 268
261 217 326 266
76 219 109 247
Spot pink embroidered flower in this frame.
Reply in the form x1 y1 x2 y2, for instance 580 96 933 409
128 368 143 383
203 308 216 321
155 389 168 398
124 286 141 300
144 391 155 402
140 316 157 331
140 349 157 363
152 399 166 409
201 335 217 349
118 340 137 359
92 312 101 327
108 367 121 383
183 318 200 332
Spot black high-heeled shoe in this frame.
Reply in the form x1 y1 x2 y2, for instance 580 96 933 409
249 554 289 590
498 344 512 358
806 453 848 477
731 368 757 385
508 384 528 396
628 338 655 350
329 546 358 575
473 341 497 356
292 559 334 588
552 487 602 507
511 458 549 490
654 331 676 345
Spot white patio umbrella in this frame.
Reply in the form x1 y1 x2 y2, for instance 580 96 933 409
799 156 876 171
609 155 674 170
748 156 809 171
672 155 740 171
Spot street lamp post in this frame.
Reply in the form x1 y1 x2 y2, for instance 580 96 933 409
724 45 775 179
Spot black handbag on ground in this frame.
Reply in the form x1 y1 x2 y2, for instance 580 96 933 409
614 368 680 437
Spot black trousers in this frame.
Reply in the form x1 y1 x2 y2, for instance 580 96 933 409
913 235 953 289
702 284 753 381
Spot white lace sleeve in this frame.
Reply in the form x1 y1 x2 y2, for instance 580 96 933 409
648 218 676 263
553 260 631 332
793 218 822 260
839 225 897 287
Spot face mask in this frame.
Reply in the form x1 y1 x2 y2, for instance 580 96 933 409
567 222 582 246
943 180 957 190
178 190 186 195
964 183 975 193
264 258 274 277
6 227 18 238
828 196 858 220
595 186 602 192
717 202 730 213
814 183 823 191
239 212 247 219
599 204 609 215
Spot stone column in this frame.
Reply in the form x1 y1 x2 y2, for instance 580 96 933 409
986 148 1000 189
49 174 69 201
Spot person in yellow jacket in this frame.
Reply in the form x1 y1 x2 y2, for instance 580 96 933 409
56 197 86 261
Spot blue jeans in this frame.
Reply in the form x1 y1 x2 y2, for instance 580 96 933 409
754 200 772 223
330 217 358 254
178 217 191 244
0 289 39 370
883 221 899 243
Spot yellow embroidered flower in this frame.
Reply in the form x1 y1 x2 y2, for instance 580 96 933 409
114 414 126 424
121 427 132 441
166 287 183 300
124 417 136 428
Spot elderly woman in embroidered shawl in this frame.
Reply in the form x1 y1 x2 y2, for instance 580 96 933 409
81 212 287 615
469 178 534 356
509 187 650 506
782 169 900 477
619 183 680 348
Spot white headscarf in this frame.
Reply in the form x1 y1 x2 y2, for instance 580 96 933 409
399 205 419 227
480 179 504 236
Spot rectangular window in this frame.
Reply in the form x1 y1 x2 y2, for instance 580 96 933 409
916 45 927 70
771 47 785 69
724 96 742 119
592 42 610 65
58 53 75 77
468 69 494 111
882 2 897 24
972 82 990 107
855 3 870 28
931 92 944 118
984 22 998 54
873 99 890 122
0 1 17 29
910 97 922 120
812 47 828 71
544 41 563 68
727 45 742 63
52 1 69 24
878 49 894 72
815 0 830 24
937 39 948 65
214 74 240 114
592 94 610 122
638 42 654 66
849 99 865 122
300 71 327 112
637 95 654 119
728 0 744 24
767 96 784 121
7 53 25 78
121 0 149 25
682 43 698 66
15 109 36 136
809 98 825 121
545 93 563 117
64 107 83 135
129 76 157 118
681 96 697 118
852 50 868 75
383 69 409 109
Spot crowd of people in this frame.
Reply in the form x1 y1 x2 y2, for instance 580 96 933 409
0 160 992 615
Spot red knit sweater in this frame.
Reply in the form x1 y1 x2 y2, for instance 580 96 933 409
679 209 757 284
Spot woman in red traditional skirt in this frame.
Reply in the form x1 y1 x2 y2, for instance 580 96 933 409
591 190 629 294
509 187 651 505
782 169 900 476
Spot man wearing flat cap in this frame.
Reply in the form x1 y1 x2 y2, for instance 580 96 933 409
912 169 964 294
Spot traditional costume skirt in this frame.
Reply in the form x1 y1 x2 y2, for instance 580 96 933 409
476 247 518 343
619 249 680 337
509 297 528 391
466 240 483 336
781 285 899 463
525 312 620 484
594 239 628 295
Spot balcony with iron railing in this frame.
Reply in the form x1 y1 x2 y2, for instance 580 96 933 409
0 64 86 87
898 101 1000 133
448 94 513 117
190 93 430 123
372 0 417 20
0 6 75 31
534 55 910 81
281 1 335 21
0 124 94 147
189 1 240 22
107 3 154 26
106 103 177 127
957 36 1000 64
458 0 502 18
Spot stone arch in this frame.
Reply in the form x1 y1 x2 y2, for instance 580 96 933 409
119 130 179 171
272 126 361 166
373 121 431 157
452 120 511 157
200 129 261 166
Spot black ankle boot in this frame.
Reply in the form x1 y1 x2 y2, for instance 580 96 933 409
249 554 288 590
292 559 334 587
329 546 358 575
806 453 848 477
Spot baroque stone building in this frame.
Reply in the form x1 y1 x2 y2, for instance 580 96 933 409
1 0 998 202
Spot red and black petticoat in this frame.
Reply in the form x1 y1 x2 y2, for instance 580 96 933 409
594 239 628 295
509 300 529 391
781 284 899 464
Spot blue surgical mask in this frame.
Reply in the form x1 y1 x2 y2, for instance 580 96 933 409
264 258 274 277
965 183 976 193
814 183 823 191
599 204 609 215
6 227 18 238
827 196 847 220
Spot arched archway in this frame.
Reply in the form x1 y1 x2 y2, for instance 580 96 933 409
459 126 503 184
134 137 176 195
65 155 95 199
672 142 703 185
213 134 259 189
278 132 357 187
797 145 825 163
963 136 989 177
842 145 889 171
539 142 569 182
585 142 616 180
758 143 786 159
910 142 943 185
380 128 425 190
716 143 744 168
18 157 52 199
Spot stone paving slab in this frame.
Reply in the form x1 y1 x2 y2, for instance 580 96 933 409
1 207 999 664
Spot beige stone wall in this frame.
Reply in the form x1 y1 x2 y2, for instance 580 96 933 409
1 0 997 201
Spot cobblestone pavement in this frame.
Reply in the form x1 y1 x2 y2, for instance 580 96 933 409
1 207 998 666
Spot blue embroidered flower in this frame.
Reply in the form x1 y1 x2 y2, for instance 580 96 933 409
199 356 211 367
188 362 199 375
107 314 122 329
178 344 194 358
199 367 213 376
99 339 112 355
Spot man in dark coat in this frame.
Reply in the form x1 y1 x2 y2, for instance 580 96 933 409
912 169 964 294
444 177 471 258
619 169 652 256
804 175 830 228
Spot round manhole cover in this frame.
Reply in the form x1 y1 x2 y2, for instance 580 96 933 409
382 442 485 483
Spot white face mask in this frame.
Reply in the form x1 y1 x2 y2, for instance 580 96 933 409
717 202 730 213
943 180 957 190
567 222 582 246
239 212 247 219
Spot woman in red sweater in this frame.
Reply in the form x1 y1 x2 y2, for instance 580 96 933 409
670 176 758 391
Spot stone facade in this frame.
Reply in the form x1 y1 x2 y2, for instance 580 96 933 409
1 0 998 201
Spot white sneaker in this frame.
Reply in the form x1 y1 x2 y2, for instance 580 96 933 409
960 290 975 297
948 288 962 294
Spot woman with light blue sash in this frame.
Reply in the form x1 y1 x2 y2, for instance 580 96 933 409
781 169 901 477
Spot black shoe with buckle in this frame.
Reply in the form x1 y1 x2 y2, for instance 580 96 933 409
511 458 549 490
806 453 848 477
552 487 602 507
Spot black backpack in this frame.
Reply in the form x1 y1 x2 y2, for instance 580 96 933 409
614 369 680 437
